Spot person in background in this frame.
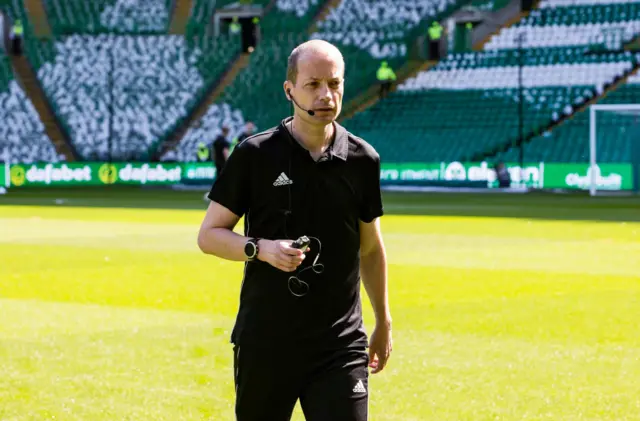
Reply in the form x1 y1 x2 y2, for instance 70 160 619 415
428 21 443 60
494 161 512 188
236 121 257 144
376 61 396 99
10 19 23 56
196 142 210 162
212 126 231 178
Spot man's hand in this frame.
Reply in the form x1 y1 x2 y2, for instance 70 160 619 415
368 320 392 374
258 239 308 272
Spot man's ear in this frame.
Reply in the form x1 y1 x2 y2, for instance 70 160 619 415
283 82 291 100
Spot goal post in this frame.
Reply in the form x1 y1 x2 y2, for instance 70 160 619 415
589 104 640 196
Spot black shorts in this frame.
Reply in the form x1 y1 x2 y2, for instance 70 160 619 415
233 345 369 421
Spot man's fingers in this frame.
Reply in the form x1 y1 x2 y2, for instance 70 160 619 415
371 354 385 373
276 257 296 272
283 252 305 266
369 346 391 374
282 246 304 256
376 352 389 372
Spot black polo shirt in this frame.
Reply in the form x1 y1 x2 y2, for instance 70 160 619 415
208 117 384 350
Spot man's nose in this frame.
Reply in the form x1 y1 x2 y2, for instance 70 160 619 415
318 83 332 101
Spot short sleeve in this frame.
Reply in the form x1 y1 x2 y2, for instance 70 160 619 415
207 143 252 217
359 153 384 223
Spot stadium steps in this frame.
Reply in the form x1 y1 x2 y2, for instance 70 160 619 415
169 0 193 34
10 55 78 161
23 0 52 37
625 35 640 53
473 0 540 51
152 52 251 160
474 58 640 162
338 59 436 123
307 0 343 34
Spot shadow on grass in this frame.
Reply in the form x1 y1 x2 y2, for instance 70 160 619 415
1 186 639 223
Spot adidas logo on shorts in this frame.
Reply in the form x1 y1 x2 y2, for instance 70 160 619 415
353 380 366 393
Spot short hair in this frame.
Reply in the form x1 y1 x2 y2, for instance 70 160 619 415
286 47 302 85
286 40 344 85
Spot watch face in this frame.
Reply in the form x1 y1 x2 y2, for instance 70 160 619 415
244 241 256 258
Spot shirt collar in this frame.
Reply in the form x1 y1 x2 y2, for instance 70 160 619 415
280 117 348 161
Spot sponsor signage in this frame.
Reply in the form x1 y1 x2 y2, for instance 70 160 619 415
5 162 633 191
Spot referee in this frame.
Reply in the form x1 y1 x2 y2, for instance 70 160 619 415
197 39 392 421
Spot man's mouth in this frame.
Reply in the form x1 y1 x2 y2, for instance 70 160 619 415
315 107 334 112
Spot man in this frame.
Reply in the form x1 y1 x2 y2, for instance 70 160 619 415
428 21 443 60
9 19 23 56
212 126 231 178
494 161 511 188
237 121 256 144
196 142 209 162
376 61 396 99
197 39 392 421
230 121 257 152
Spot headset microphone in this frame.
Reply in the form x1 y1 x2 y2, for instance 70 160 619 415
287 89 315 116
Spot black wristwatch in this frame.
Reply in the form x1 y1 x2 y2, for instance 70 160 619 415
244 238 260 261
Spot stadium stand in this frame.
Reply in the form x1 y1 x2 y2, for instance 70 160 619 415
342 0 640 163
35 34 240 161
167 0 466 160
311 0 456 59
0 52 60 164
21 0 241 161
162 103 246 162
4 0 638 168
187 0 272 39
43 0 172 35
167 1 322 160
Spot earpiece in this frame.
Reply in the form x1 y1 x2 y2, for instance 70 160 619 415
286 89 315 116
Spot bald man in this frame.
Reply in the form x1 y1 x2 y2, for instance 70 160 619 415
198 40 392 421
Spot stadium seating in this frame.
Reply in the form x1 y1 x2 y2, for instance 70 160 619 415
311 0 462 97
497 72 640 163
187 0 272 39
36 34 238 161
169 0 463 160
164 103 246 162
312 0 460 59
43 0 172 35
469 0 510 12
0 54 61 164
342 0 640 163
485 3 640 50
167 1 325 160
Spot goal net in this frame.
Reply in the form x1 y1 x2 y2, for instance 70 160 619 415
588 104 640 196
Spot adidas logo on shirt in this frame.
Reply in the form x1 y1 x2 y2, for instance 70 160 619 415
273 172 293 186
353 380 366 394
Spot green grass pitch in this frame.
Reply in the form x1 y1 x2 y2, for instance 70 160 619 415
1 187 640 420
